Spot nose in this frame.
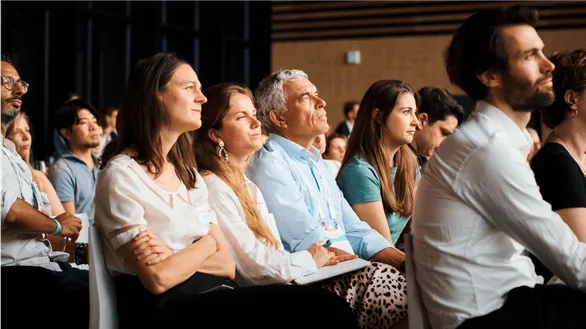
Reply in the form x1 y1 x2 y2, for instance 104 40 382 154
412 112 420 127
316 96 326 110
13 82 24 96
23 132 31 141
195 90 207 104
541 54 555 74
251 115 261 129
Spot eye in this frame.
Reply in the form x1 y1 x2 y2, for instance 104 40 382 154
186 85 194 90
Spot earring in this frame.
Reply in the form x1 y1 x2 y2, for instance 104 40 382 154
572 110 579 118
217 141 229 162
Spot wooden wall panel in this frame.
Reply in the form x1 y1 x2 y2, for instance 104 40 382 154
272 28 586 133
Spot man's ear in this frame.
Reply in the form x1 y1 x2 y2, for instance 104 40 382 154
269 110 287 129
417 112 429 127
60 128 72 142
476 69 501 89
208 128 221 144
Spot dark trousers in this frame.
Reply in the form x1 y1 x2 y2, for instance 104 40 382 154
116 272 359 329
458 284 586 329
1 262 89 329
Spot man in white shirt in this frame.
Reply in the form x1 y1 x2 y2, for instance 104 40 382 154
412 6 586 329
1 52 88 327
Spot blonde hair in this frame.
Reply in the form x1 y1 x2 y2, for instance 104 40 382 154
194 83 280 248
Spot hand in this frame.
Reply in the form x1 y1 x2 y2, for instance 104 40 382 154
307 241 335 268
131 230 174 266
325 254 359 266
55 212 82 241
326 246 354 257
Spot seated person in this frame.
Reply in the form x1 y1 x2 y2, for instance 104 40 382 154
414 7 586 329
338 80 419 246
531 49 586 281
247 70 409 328
324 133 347 175
49 99 101 224
95 53 358 329
334 101 359 136
1 52 88 327
410 86 465 168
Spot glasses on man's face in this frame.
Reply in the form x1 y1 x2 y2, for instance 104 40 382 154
1 76 29 94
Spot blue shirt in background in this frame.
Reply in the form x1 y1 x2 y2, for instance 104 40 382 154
49 151 100 224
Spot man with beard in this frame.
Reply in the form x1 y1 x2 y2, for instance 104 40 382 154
1 53 88 327
411 6 586 329
49 99 101 225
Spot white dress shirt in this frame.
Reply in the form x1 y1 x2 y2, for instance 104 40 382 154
1 136 64 270
94 155 217 276
412 101 586 329
204 173 318 287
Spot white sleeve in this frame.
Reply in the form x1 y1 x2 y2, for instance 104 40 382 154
206 176 318 285
457 143 586 290
94 162 148 250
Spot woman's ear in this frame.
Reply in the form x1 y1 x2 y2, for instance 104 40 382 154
208 128 221 144
372 108 382 124
564 90 578 111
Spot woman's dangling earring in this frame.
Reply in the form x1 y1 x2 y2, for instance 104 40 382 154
217 141 229 162
572 110 579 118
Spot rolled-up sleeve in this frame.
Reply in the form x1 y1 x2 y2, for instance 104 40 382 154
1 187 17 225
248 158 329 253
94 163 148 250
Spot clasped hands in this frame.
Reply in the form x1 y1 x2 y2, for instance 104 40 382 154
307 242 358 268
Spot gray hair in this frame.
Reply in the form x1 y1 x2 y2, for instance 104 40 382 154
254 69 308 134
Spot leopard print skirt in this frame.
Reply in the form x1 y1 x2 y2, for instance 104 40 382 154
321 262 408 329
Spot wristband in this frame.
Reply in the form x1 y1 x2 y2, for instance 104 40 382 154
51 218 62 235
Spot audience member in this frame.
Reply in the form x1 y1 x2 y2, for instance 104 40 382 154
49 99 101 224
324 133 347 162
99 103 118 154
413 6 586 329
52 92 80 159
338 80 419 246
313 133 342 175
1 52 88 327
334 101 359 136
410 86 465 167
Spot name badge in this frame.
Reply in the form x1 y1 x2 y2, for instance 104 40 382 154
324 225 355 255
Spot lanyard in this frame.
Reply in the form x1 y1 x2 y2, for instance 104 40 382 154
308 161 339 230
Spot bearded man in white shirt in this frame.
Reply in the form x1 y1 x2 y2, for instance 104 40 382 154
412 5 586 329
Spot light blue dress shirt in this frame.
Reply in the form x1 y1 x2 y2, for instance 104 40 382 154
247 133 391 260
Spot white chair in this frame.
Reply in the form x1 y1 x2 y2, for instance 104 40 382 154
405 233 431 329
89 226 118 329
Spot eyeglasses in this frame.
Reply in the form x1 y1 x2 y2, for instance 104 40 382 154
1 76 29 94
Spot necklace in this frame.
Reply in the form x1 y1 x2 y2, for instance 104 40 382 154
552 131 586 175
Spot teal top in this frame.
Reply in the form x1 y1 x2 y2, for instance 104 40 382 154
337 155 412 245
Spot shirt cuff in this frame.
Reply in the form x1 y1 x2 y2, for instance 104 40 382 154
291 250 319 276
1 189 18 225
109 227 146 250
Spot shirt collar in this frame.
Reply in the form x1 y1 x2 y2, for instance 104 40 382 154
268 133 322 162
61 150 100 166
475 100 533 155
1 135 17 152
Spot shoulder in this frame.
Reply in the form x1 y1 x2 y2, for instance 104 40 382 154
98 155 138 184
247 142 291 177
202 173 232 195
340 156 378 180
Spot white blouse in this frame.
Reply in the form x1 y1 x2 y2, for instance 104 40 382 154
203 173 317 287
94 155 217 276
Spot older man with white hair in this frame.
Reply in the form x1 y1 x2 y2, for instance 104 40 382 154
246 69 409 327
247 69 406 267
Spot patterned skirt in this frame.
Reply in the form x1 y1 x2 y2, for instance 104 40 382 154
321 262 408 329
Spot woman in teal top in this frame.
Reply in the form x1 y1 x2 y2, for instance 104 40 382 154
337 80 420 246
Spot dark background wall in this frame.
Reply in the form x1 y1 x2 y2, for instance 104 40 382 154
1 1 271 161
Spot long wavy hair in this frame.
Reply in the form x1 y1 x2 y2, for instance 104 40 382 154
340 80 417 218
101 52 197 188
194 83 279 248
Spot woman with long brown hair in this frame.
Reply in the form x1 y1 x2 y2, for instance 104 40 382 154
195 82 408 329
338 80 419 246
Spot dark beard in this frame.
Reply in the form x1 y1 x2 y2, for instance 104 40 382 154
84 141 100 149
502 74 554 112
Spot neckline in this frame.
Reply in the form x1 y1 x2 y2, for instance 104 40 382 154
125 155 187 196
